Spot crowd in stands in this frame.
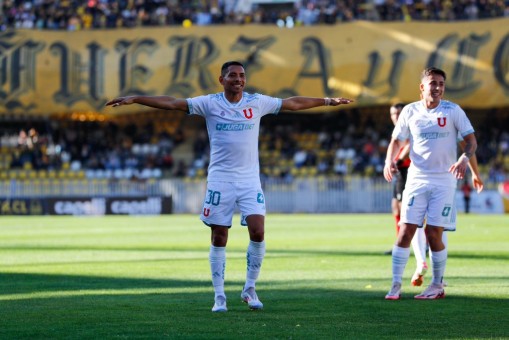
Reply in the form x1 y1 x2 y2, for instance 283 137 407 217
1 109 507 186
2 0 508 31
0 112 186 180
0 1 507 184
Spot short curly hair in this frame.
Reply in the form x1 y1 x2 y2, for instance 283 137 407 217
421 67 446 81
221 61 244 76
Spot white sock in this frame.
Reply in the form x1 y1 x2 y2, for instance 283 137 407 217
430 248 447 285
209 245 226 298
392 245 411 284
244 240 266 291
411 228 427 268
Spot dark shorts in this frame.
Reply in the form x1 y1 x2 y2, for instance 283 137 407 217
392 168 408 202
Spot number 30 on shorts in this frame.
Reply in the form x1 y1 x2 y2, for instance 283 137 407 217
205 190 221 206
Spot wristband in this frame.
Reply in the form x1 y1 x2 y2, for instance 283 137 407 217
458 154 469 164
324 97 331 106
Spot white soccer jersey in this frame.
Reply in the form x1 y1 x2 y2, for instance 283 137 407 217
392 100 474 187
187 92 282 182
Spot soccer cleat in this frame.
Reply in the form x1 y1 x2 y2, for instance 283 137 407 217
414 283 445 300
385 282 402 300
241 287 263 310
411 262 429 287
211 295 227 312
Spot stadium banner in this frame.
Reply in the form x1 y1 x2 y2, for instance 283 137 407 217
44 196 172 216
0 198 45 215
454 190 504 214
498 180 509 213
47 197 107 215
1 18 509 115
106 196 173 215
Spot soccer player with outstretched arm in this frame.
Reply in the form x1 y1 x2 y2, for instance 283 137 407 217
107 61 353 312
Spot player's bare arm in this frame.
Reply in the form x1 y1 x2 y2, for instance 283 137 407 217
384 138 403 182
106 95 189 111
449 133 477 180
459 140 484 193
400 143 410 159
281 96 353 111
395 142 410 166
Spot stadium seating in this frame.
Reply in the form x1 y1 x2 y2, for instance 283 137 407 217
2 1 507 31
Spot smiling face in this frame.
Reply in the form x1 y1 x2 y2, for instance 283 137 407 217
219 64 246 97
420 72 445 108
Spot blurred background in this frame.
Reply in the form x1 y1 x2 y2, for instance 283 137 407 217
0 0 508 215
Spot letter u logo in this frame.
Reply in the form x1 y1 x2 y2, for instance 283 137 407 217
243 108 253 119
203 208 210 217
437 117 446 127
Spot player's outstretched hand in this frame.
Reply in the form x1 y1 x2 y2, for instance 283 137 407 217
329 98 354 106
106 96 136 107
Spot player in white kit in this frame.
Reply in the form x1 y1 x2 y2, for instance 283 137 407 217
408 134 484 288
383 67 477 300
106 61 354 312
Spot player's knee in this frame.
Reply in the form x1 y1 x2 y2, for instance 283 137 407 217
425 227 441 240
211 227 228 247
249 229 264 242
396 225 416 247
396 234 413 247
425 228 444 250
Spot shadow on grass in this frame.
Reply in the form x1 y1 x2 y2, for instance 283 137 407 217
1 272 508 339
0 272 209 295
3 245 509 262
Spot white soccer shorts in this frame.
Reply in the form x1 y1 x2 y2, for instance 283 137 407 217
200 181 266 227
401 181 457 231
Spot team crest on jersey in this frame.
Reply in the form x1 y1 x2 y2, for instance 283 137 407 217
437 117 447 127
243 108 253 119
203 208 210 217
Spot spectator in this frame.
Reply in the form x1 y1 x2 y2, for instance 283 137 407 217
461 179 473 213
1 0 508 31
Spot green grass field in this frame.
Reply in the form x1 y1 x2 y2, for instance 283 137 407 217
1 214 508 339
